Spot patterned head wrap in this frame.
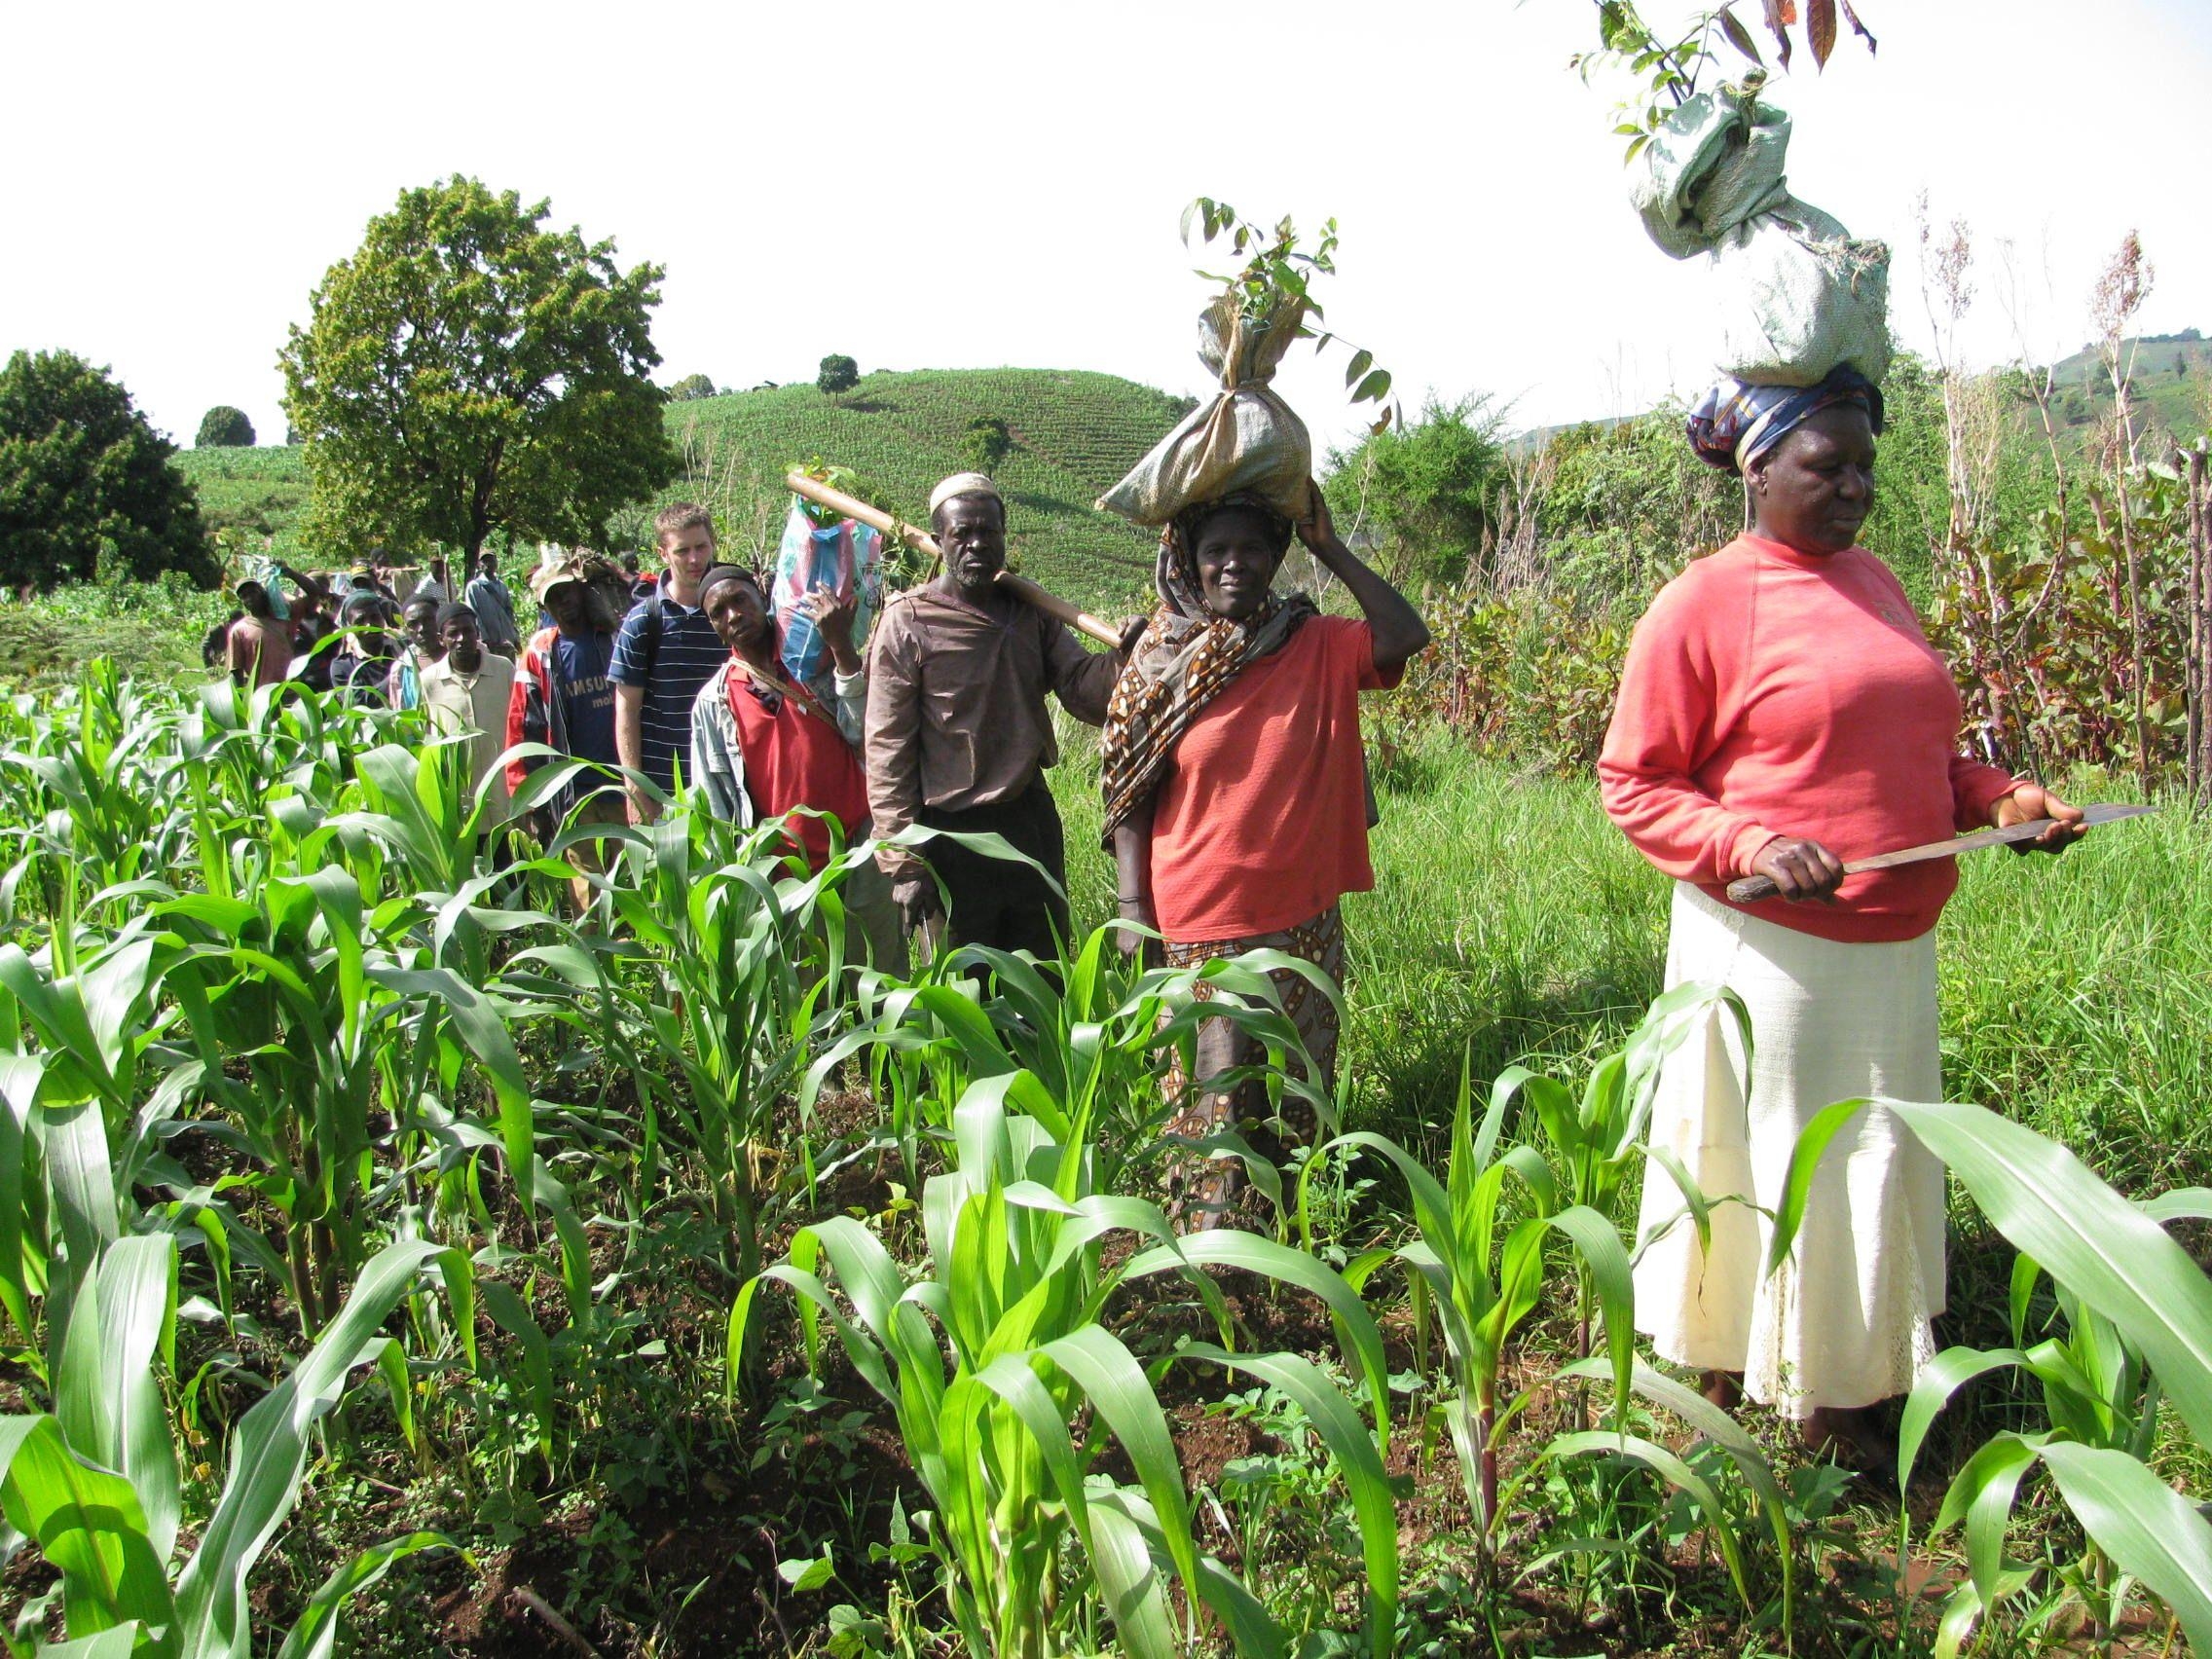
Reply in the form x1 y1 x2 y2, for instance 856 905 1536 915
1685 365 1886 475
1099 494 1316 840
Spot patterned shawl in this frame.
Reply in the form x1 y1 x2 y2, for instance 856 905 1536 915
1099 498 1316 839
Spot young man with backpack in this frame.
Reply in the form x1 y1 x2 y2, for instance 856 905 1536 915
610 503 723 824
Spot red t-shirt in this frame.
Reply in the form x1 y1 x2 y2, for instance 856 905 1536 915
1149 616 1398 941
1598 536 2023 943
725 671 871 869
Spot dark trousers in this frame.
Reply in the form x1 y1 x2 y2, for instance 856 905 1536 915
918 785 1070 960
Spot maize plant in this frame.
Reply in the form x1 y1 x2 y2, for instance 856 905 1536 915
1775 1096 2212 1651
734 1069 1403 1657
1299 1050 1636 1556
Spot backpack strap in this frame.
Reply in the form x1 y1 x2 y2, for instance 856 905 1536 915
640 589 665 679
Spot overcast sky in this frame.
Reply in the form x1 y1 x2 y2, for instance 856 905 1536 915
5 0 2204 460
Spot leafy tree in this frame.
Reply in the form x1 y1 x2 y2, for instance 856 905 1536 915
964 415 1012 473
669 373 718 401
280 174 679 561
1323 394 1507 586
817 354 860 397
0 349 217 591
196 405 255 448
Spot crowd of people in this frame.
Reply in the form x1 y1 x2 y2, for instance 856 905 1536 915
206 416 2097 1459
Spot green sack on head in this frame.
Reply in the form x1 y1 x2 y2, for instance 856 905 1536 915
1712 202 1891 387
1632 82 1890 387
1632 84 1795 260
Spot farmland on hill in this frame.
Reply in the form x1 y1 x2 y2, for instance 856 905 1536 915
2044 329 2211 442
171 367 1188 609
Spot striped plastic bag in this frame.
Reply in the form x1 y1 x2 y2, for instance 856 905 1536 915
771 502 882 684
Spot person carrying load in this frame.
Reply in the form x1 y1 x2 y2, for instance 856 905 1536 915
1095 237 1428 1233
862 472 1131 958
1600 84 2091 1466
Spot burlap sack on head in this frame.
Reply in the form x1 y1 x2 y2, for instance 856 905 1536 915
1633 85 1890 387
1097 290 1316 527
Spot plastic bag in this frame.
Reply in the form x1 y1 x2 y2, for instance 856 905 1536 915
1096 291 1315 527
770 502 882 684
245 554 290 621
1711 202 1891 387
1632 85 1890 386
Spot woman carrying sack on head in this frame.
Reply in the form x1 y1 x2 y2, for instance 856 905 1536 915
1598 367 2088 1463
1102 486 1428 1233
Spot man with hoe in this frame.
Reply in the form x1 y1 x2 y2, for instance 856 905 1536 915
864 472 1128 955
610 504 724 824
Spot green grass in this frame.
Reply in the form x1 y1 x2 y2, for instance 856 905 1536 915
0 580 235 690
172 366 1190 611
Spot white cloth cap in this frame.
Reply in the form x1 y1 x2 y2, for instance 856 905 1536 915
929 472 1002 517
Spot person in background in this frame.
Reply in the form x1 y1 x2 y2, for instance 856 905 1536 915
288 590 338 693
507 554 625 915
863 472 1129 957
620 549 658 602
464 551 522 656
203 613 241 672
689 564 905 971
330 589 397 705
387 596 446 710
225 580 294 690
1598 367 2087 1465
421 602 517 835
405 555 451 607
1103 487 1427 1231
610 503 723 824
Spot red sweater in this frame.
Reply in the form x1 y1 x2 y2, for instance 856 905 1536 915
1598 536 2023 943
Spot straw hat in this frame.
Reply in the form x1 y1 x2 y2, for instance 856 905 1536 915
530 550 590 606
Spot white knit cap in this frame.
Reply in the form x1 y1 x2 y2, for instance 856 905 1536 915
928 472 1002 517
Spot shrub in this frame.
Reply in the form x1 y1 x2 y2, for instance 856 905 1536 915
195 405 255 448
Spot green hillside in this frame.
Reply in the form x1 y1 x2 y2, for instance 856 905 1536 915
173 367 1193 610
2045 330 2209 442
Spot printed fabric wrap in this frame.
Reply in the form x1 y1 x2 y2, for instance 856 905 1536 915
1685 364 1886 475
771 502 882 684
1098 496 1315 839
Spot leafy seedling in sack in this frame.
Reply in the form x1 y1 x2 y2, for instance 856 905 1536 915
1181 199 1400 434
1570 0 1878 162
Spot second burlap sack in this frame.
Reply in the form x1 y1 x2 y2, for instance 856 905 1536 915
1097 290 1317 528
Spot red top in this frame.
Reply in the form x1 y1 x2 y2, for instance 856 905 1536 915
1149 616 1400 941
1598 535 2024 943
725 665 870 869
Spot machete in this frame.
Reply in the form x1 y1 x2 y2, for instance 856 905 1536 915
1724 802 2158 904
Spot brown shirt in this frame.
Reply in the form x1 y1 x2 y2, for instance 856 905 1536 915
864 583 1120 872
226 615 293 687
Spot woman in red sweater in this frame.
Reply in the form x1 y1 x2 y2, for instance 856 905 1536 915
1599 368 2085 1461
1103 487 1428 1232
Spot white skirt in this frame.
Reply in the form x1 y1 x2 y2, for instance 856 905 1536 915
1634 883 1946 1418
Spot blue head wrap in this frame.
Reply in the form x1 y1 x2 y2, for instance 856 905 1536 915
1685 366 1885 475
